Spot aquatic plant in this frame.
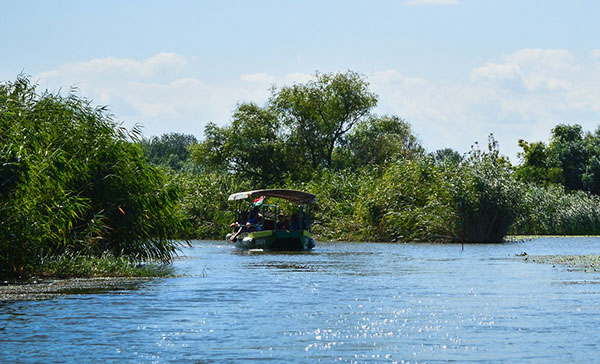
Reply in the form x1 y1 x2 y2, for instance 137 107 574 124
170 169 253 239
0 76 185 277
36 252 175 278
512 183 600 235
450 137 522 243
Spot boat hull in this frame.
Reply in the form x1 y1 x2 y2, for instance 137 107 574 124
228 230 315 251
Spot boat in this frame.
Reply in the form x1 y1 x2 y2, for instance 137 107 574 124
225 189 317 251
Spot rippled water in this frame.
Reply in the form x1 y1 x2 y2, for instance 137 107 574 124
2 238 600 363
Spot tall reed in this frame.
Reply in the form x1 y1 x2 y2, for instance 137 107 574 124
0 77 185 276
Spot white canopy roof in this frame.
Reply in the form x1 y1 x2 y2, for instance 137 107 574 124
227 189 317 204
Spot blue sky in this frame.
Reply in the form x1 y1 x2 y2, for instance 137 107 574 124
2 0 600 161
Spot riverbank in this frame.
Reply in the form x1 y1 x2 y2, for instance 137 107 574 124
0 277 154 301
0 256 175 301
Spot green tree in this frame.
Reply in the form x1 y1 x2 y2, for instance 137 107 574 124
190 102 292 184
516 124 592 192
514 139 562 185
334 115 424 169
452 136 522 243
581 127 600 195
550 124 588 191
140 133 197 170
431 148 463 167
271 71 378 170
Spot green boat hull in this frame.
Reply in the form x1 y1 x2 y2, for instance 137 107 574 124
231 230 315 251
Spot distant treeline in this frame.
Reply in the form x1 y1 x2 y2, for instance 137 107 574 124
3 72 600 277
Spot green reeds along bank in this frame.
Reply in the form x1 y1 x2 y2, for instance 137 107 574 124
511 184 600 236
169 137 600 245
35 253 175 278
0 76 188 278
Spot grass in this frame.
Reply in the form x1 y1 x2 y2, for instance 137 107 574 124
32 253 175 279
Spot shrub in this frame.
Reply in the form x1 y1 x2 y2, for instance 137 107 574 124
450 138 522 243
0 77 185 276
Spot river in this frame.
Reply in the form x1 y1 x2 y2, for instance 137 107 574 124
2 238 600 363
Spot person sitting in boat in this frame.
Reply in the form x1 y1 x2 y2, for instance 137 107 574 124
276 213 289 231
229 211 249 242
289 213 300 231
246 207 263 232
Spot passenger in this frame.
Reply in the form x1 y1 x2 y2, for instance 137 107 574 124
229 211 249 242
246 207 263 232
276 213 289 231
289 213 300 231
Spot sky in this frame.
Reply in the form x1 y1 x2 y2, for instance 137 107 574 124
2 0 600 162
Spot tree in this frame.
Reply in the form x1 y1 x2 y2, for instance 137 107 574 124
140 133 197 170
453 135 522 243
271 71 378 170
581 127 600 195
515 123 600 194
515 139 562 186
334 115 424 169
549 124 588 191
190 102 292 185
431 148 463 167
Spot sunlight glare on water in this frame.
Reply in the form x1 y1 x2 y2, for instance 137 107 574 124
1 237 600 363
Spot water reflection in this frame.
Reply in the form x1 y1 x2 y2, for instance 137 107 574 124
247 262 317 272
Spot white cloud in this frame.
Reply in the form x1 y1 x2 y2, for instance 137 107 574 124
240 72 275 84
470 49 576 92
34 50 600 162
371 49 600 161
37 53 188 84
470 63 522 82
402 0 461 6
34 55 292 138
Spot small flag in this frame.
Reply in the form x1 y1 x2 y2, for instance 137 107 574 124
253 196 265 206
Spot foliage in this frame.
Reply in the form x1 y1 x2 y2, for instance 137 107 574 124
451 136 523 243
36 252 175 278
334 115 424 170
431 148 463 167
180 72 600 244
516 123 600 195
289 160 454 243
512 183 600 235
550 124 588 191
189 103 295 184
0 76 186 277
171 169 253 239
294 169 364 241
7 68 600 273
355 159 455 242
296 138 523 244
272 70 378 170
140 133 197 170
191 71 381 183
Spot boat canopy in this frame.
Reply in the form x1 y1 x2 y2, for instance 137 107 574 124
227 189 317 204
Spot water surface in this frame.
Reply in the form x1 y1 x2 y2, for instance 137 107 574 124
2 237 600 363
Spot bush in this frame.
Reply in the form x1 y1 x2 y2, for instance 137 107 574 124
0 77 185 277
172 170 253 239
450 139 522 243
355 160 455 242
512 184 600 235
